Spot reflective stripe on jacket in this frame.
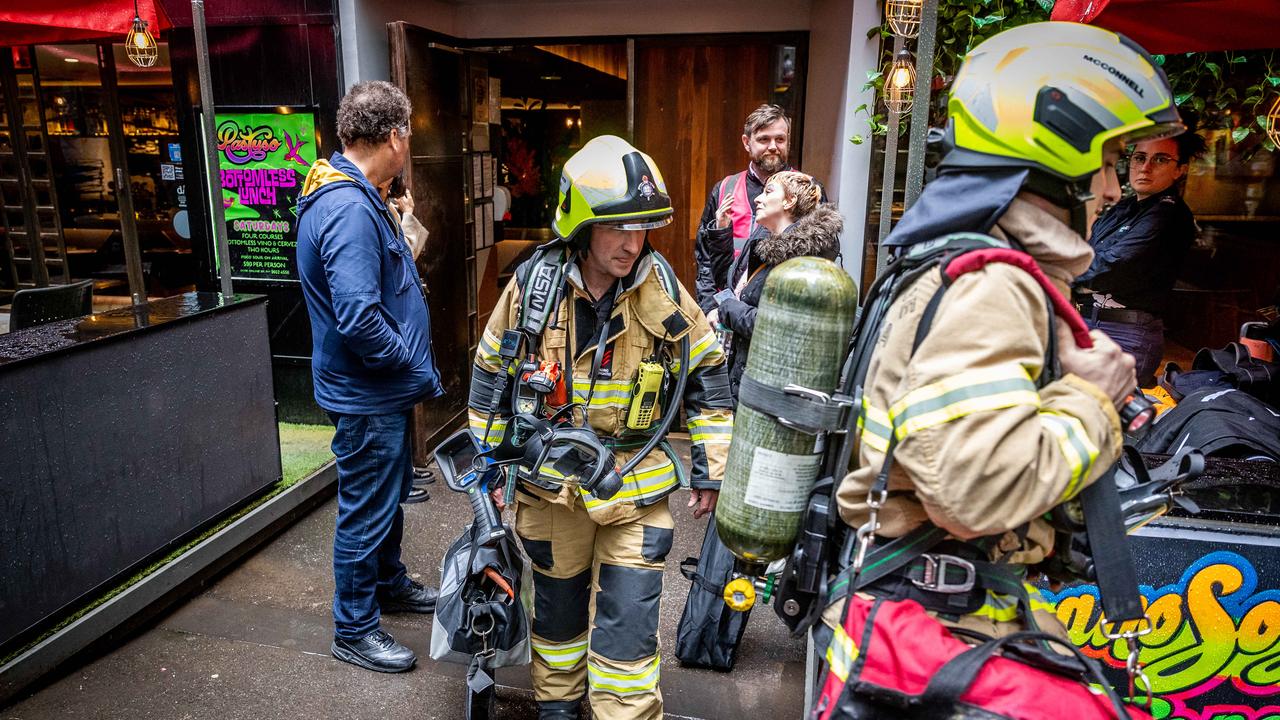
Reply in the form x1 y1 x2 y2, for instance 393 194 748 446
835 197 1124 566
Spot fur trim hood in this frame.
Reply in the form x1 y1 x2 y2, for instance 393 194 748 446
756 203 844 265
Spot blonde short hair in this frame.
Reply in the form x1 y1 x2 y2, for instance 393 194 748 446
768 170 821 218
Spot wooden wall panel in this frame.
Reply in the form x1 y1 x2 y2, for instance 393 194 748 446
536 44 628 79
635 41 776 291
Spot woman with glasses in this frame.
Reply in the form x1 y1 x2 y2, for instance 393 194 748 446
1074 130 1207 385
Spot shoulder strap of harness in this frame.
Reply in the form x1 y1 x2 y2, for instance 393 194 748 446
514 244 570 354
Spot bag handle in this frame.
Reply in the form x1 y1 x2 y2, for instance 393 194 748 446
920 630 1136 719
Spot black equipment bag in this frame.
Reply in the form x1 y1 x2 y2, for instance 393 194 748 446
1137 386 1280 461
674 512 751 671
430 521 531 720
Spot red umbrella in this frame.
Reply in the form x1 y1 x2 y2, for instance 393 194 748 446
0 0 169 47
1052 0 1280 53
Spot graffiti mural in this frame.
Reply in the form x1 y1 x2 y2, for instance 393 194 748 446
1045 549 1280 720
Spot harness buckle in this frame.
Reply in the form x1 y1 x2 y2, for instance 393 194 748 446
775 385 855 435
911 553 976 594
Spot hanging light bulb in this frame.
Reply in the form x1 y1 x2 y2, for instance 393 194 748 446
886 0 924 39
883 50 916 116
1267 96 1280 147
125 0 158 68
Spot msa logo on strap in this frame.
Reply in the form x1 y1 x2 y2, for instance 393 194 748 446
524 260 559 331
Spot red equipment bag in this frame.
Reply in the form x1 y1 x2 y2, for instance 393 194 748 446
814 595 1151 720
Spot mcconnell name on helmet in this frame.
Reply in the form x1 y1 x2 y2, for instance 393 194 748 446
1082 54 1145 98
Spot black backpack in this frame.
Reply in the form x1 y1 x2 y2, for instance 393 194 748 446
1138 386 1280 461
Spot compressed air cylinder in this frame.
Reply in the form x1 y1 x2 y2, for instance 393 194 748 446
717 257 857 568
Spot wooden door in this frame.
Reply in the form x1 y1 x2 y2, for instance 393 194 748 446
389 22 471 459
634 35 807 291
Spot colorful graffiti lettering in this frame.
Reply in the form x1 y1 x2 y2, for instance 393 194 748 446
1045 551 1280 720
216 121 283 165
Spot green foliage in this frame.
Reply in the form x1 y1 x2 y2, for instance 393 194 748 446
933 0 1049 77
1160 50 1280 153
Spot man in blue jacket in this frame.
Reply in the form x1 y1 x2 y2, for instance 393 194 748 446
297 80 443 673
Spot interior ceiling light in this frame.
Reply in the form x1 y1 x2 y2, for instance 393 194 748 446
886 0 923 38
64 57 79 63
884 49 916 116
125 0 158 68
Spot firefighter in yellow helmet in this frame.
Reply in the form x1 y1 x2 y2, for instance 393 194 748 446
815 21 1185 717
469 135 733 720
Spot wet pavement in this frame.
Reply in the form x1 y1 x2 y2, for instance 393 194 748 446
3 438 807 720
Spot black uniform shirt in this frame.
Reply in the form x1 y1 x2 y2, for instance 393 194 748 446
1075 187 1196 315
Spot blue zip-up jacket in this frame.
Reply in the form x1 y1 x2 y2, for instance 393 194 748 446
296 153 442 414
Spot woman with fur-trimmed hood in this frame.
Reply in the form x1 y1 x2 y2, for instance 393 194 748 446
714 171 843 397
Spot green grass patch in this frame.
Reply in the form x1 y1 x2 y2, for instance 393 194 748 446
1 423 335 667
280 422 336 486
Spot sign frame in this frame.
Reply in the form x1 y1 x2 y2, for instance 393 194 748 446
213 105 319 285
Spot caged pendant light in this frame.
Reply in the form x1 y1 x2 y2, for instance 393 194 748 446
125 0 158 67
1267 96 1280 147
884 49 917 115
886 0 924 38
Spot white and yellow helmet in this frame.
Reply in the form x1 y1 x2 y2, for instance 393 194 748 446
553 135 673 246
945 21 1183 182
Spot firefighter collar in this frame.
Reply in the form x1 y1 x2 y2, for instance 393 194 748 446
564 252 694 343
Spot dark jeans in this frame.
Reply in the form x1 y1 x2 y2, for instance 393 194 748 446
328 410 414 640
1086 317 1165 386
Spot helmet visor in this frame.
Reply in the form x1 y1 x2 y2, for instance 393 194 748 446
600 216 673 232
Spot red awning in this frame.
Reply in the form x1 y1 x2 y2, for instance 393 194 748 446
1052 0 1280 53
0 0 169 48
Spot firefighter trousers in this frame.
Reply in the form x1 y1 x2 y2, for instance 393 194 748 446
515 490 675 720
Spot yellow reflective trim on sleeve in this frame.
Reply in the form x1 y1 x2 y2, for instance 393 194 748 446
687 413 733 445
858 398 893 453
825 622 859 683
1039 410 1099 502
889 364 1039 440
477 328 503 366
689 330 723 368
468 415 507 447
532 639 588 670
587 656 661 696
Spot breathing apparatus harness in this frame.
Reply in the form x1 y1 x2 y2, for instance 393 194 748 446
768 232 1203 707
472 240 691 505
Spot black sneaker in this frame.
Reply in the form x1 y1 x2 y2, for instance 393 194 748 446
379 578 438 614
412 466 436 485
331 629 416 673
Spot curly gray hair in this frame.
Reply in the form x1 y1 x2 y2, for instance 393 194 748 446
337 81 411 148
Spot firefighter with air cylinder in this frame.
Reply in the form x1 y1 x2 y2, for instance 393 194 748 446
714 21 1201 720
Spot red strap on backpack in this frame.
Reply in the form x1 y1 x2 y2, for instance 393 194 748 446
944 248 1093 349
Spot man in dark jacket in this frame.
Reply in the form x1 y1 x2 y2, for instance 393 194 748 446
1075 131 1206 384
694 105 789 314
296 80 443 674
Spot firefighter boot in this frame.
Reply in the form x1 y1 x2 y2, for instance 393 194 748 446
537 699 583 719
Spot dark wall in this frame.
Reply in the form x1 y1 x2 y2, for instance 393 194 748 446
164 0 343 422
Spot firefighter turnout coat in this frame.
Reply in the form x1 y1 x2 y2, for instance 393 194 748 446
468 249 733 719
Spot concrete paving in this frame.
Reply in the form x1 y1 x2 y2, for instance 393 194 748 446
4 438 807 720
